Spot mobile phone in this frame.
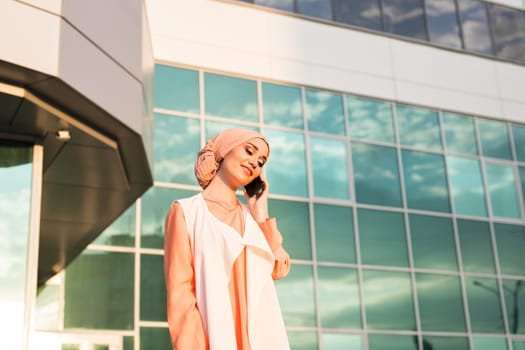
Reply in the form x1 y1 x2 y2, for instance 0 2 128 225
245 176 265 198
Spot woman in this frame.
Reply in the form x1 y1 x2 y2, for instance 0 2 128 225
164 128 291 350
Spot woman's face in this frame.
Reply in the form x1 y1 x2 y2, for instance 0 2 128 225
217 138 269 188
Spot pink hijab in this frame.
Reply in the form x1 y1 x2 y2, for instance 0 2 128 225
194 128 270 188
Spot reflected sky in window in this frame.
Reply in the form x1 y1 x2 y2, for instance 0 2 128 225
305 89 345 135
297 0 333 20
310 137 349 199
513 124 525 162
485 162 520 218
472 337 508 350
416 273 466 332
204 73 258 121
487 4 525 62
457 219 496 274
396 104 442 150
494 223 525 276
288 331 318 350
322 333 362 349
352 142 402 207
362 269 415 330
0 146 32 348
478 119 512 160
447 156 487 217
368 334 417 350
425 0 462 49
502 279 525 334
443 112 478 155
466 277 505 333
402 150 451 212
264 129 308 197
262 82 303 129
358 209 408 267
347 96 394 143
423 336 469 349
314 203 355 263
457 0 493 54
153 114 200 185
409 214 458 271
334 0 382 31
317 267 361 329
381 0 427 40
94 204 135 247
153 65 199 113
275 264 316 327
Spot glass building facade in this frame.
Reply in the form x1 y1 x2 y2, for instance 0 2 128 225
34 62 525 349
241 0 525 64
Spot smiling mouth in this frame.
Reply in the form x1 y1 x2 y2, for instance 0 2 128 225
242 165 253 176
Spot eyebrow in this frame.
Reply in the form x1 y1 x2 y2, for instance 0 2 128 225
247 142 268 162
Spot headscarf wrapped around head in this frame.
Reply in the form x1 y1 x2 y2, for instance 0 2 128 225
194 128 270 189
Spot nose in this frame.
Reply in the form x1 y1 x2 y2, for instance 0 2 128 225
248 158 257 168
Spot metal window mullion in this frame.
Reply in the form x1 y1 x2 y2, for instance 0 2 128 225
440 110 475 349
134 198 142 350
301 86 323 348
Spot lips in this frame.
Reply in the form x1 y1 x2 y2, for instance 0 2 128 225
241 164 253 176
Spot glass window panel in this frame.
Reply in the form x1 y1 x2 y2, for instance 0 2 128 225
140 327 171 349
402 150 451 212
93 204 135 247
478 119 512 160
305 89 345 135
275 264 316 327
288 331 318 350
317 267 361 328
425 0 462 48
502 279 525 335
457 0 493 55
443 112 478 155
396 104 442 150
347 96 394 143
0 142 32 349
466 277 505 333
416 273 466 331
297 0 333 20
269 199 312 260
423 336 469 349
141 187 198 249
487 4 525 62
254 0 294 12
485 162 521 218
153 114 200 184
514 340 525 349
472 336 508 350
352 142 402 207
358 209 408 267
261 82 303 129
36 283 60 330
153 64 199 113
521 167 525 206
334 0 382 31
457 219 496 274
494 223 525 276
264 130 308 197
368 334 417 350
362 269 416 330
62 345 80 350
310 137 349 199
322 333 362 349
447 156 488 217
513 124 525 162
140 254 166 322
64 250 134 329
314 204 355 263
409 214 458 271
381 0 427 40
204 73 258 122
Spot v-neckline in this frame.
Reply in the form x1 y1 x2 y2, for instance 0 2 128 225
200 193 246 237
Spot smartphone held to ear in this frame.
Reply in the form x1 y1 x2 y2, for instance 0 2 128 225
245 176 265 198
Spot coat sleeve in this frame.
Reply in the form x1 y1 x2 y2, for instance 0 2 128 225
258 218 291 280
164 203 208 350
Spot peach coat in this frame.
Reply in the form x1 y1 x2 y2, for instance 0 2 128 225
164 193 290 350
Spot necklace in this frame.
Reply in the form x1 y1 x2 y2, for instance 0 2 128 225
203 196 240 212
